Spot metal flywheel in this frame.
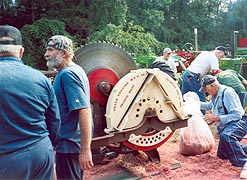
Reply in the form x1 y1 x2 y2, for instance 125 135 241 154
75 42 137 106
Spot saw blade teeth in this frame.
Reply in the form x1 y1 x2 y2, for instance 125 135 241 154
74 42 137 78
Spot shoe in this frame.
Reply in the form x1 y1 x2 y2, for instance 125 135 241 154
240 168 247 179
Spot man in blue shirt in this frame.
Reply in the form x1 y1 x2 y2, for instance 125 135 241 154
0 25 61 179
200 75 247 179
44 35 94 179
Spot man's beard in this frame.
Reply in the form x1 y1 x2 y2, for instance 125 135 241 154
46 53 63 71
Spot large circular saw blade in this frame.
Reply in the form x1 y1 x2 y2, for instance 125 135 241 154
75 42 137 106
75 42 137 78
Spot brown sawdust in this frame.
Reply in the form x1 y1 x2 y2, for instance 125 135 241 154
84 125 247 180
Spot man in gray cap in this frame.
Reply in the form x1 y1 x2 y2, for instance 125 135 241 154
200 75 247 179
0 25 61 179
44 35 94 180
154 47 177 74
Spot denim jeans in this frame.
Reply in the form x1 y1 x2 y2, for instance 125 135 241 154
217 115 247 167
181 70 205 114
237 92 247 109
56 152 83 180
0 137 54 179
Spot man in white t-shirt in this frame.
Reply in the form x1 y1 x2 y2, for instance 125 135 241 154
181 46 226 112
154 48 177 74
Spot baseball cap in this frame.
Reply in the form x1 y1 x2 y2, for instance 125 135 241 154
163 48 172 54
199 75 216 92
215 46 227 55
46 35 73 53
0 25 22 45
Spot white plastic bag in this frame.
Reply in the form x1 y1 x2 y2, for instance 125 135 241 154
179 92 215 156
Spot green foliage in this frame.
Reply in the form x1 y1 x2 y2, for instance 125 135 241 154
227 0 247 37
89 22 165 56
39 0 90 45
126 0 165 33
2 0 247 67
21 18 71 70
88 0 128 32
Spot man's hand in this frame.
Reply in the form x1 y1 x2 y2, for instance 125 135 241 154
79 148 94 170
203 113 220 125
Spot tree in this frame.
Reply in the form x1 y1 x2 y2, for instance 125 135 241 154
227 0 247 37
1 0 247 66
0 0 20 26
38 0 90 45
89 22 165 56
126 0 166 34
21 18 71 70
87 0 128 33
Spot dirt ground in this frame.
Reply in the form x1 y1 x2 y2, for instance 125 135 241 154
84 125 247 180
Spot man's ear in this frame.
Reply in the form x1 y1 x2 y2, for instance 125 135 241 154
19 47 24 59
61 49 69 58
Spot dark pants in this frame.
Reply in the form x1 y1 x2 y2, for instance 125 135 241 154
217 115 247 167
56 153 83 180
0 137 54 180
181 70 205 114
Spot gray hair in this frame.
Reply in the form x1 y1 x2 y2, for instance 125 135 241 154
0 44 23 54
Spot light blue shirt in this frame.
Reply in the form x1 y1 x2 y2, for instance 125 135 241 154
201 85 244 132
0 56 61 154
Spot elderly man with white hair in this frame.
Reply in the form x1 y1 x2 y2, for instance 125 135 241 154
200 75 247 179
0 25 61 179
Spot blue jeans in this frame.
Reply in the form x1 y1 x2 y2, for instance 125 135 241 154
56 153 83 180
237 92 247 109
217 115 247 167
0 137 54 180
181 70 206 114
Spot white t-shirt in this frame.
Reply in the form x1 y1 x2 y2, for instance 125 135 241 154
154 56 177 74
187 51 219 77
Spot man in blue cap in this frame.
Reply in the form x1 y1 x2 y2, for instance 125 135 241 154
0 25 61 179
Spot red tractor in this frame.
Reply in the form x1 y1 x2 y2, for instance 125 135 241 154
172 43 199 73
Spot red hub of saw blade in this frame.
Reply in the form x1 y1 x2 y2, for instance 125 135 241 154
88 68 119 106
122 130 175 151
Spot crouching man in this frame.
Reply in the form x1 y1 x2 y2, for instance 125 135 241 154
200 75 247 179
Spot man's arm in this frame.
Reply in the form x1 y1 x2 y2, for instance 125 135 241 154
45 87 61 148
236 71 247 88
218 88 244 125
242 79 247 88
78 107 94 170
